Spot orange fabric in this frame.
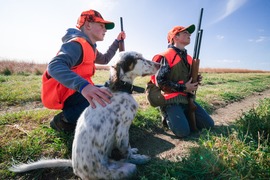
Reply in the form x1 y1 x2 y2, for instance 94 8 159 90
76 9 114 30
41 37 96 109
150 48 193 100
163 80 186 100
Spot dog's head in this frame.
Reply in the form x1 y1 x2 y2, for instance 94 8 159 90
109 51 160 84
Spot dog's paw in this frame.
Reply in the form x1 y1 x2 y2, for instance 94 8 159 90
127 154 151 165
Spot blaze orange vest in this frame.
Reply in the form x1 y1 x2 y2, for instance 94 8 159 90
151 48 192 100
41 37 96 109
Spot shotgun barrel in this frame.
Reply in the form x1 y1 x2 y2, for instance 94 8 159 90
193 8 204 60
119 17 125 52
188 8 204 132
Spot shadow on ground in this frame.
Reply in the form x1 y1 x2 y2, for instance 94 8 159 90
11 120 237 179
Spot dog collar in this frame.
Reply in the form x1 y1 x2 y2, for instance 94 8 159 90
104 81 145 94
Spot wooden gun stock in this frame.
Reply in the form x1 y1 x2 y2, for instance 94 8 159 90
188 96 198 131
188 8 204 132
188 58 200 131
119 17 125 52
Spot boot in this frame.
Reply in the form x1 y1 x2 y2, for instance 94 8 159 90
50 112 76 132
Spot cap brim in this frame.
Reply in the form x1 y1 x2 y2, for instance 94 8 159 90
185 24 195 34
96 20 115 30
105 22 115 30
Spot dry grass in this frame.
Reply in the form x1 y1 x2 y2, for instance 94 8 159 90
200 67 269 73
0 60 269 75
94 66 269 73
0 60 47 75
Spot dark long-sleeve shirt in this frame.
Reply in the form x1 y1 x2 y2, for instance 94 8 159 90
155 45 188 93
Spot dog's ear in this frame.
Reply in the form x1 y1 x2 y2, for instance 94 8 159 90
109 65 118 83
109 65 124 91
121 56 137 73
115 64 125 81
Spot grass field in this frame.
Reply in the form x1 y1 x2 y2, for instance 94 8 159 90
1 64 270 179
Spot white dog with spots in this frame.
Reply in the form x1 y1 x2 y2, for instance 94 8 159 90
10 51 160 180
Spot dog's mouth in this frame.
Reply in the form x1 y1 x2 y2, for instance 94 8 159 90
142 73 155 77
142 68 159 77
142 73 149 77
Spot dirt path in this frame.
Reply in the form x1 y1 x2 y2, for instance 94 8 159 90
211 90 270 126
133 88 270 161
0 101 44 115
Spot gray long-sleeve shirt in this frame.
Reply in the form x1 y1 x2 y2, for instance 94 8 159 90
47 28 119 92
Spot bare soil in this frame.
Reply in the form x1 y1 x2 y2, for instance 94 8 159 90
132 88 270 161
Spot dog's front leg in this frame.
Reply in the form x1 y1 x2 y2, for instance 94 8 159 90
115 124 130 159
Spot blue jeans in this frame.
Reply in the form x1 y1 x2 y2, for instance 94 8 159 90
62 85 106 124
163 102 214 137
62 92 89 124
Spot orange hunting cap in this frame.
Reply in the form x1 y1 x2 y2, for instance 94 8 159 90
167 24 195 43
76 9 115 30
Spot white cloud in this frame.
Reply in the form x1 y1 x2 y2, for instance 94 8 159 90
257 29 265 33
256 36 267 42
212 0 247 24
248 36 270 43
217 59 241 64
217 35 225 40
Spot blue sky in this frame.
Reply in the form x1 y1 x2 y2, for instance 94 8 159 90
1 0 270 71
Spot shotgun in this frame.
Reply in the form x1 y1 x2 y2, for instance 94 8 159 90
119 17 125 52
187 8 204 131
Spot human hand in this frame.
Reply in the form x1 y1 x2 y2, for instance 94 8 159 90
81 84 113 109
184 78 198 93
117 31 126 41
197 74 202 85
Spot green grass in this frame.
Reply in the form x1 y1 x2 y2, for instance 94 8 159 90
1 72 270 179
198 99 270 179
0 75 41 106
196 73 270 112
137 98 270 179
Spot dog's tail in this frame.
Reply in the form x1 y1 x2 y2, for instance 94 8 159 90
9 159 72 173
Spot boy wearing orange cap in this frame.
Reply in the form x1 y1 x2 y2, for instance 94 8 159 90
41 9 126 132
147 25 214 137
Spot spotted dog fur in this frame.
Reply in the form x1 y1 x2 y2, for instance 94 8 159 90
10 51 160 180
